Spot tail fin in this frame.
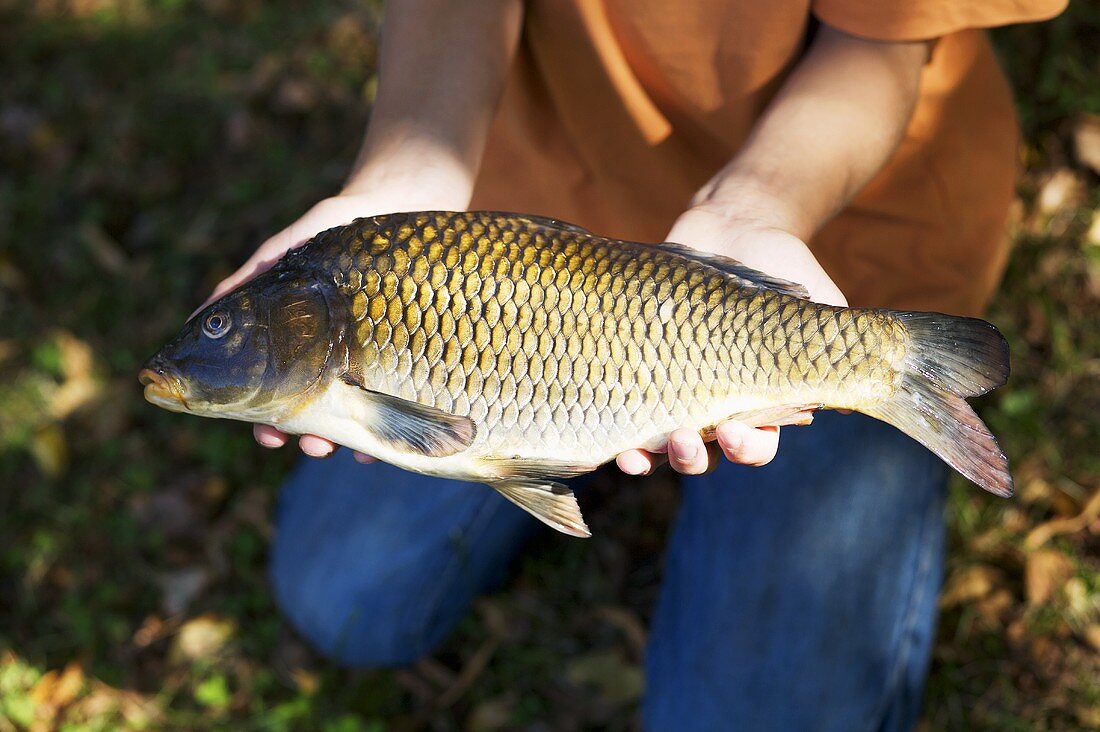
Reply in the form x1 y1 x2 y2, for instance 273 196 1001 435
864 312 1012 497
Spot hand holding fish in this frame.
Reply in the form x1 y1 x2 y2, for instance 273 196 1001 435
146 210 1011 537
140 21 1011 538
616 204 848 477
203 195 806 476
200 194 387 462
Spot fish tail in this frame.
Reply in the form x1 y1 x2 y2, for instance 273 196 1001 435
863 311 1012 497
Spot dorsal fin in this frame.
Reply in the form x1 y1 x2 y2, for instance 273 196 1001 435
511 213 593 236
480 211 810 299
653 242 811 299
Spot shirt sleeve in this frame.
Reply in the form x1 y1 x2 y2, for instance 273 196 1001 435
812 0 1068 41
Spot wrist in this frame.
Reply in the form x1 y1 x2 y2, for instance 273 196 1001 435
340 136 478 211
688 169 812 240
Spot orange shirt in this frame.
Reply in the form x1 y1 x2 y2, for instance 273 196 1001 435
469 0 1066 316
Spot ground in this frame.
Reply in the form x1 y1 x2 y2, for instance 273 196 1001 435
0 1 1098 730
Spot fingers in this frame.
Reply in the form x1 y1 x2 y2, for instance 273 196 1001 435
617 422 781 477
616 449 660 476
715 421 780 467
254 424 289 448
666 428 715 475
615 431 721 476
253 424 346 460
298 434 337 458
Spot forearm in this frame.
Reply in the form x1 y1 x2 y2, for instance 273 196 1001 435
342 0 523 209
693 25 929 239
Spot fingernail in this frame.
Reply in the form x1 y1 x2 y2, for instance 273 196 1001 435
670 437 698 462
619 453 649 476
257 435 281 448
716 423 745 453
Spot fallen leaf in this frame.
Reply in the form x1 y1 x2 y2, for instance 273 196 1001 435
133 615 169 648
1025 487 1100 549
1084 625 1100 653
1063 577 1090 618
940 565 1002 608
975 589 1014 625
1036 168 1085 215
172 614 235 661
290 668 319 696
29 669 59 713
1077 704 1100 730
1072 113 1100 175
1086 210 1100 247
1025 548 1074 606
51 662 85 708
29 424 67 479
49 331 101 420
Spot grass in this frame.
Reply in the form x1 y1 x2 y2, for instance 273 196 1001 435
1 1 1097 729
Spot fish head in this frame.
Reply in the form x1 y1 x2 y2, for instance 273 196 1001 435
139 269 342 422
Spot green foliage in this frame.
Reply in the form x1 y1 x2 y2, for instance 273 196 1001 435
0 1 1096 729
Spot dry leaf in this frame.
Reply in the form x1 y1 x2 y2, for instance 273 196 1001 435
1084 625 1100 653
1072 113 1100 175
51 662 85 708
1086 210 1100 247
1036 168 1086 215
290 668 320 696
940 565 1002 608
29 424 67 479
49 331 100 420
975 589 1014 625
29 669 59 713
1077 704 1100 730
1026 487 1100 549
172 614 235 661
1063 578 1090 618
1025 548 1074 606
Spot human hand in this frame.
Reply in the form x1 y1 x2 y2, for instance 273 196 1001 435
615 204 847 477
198 193 396 462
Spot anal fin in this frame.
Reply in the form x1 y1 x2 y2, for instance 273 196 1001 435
491 480 591 538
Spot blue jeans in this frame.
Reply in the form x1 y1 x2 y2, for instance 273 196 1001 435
270 412 948 731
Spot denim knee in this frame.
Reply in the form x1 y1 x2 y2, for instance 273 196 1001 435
271 557 448 667
268 452 538 667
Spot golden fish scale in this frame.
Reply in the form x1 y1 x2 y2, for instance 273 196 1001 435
312 212 906 463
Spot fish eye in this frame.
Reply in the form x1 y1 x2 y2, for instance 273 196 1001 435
202 311 232 339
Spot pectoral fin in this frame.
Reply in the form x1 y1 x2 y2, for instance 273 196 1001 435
491 480 591 538
339 374 475 457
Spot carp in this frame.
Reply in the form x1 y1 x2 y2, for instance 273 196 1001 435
141 211 1011 536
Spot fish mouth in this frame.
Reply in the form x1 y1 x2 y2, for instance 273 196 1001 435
138 362 190 412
